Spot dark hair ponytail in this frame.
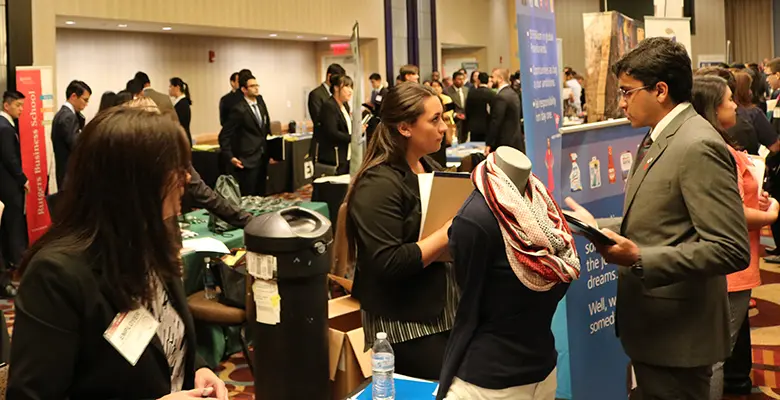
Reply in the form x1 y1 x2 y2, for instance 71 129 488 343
343 82 438 264
170 77 192 105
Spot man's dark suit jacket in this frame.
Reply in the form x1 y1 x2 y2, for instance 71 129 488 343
8 248 208 398
52 105 85 187
219 90 243 127
465 86 495 143
0 117 26 209
219 96 271 169
308 84 330 124
487 86 525 153
314 97 351 169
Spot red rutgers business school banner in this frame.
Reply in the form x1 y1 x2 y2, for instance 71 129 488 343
16 68 52 244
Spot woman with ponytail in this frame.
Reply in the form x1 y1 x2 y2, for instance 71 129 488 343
169 77 192 146
345 82 456 379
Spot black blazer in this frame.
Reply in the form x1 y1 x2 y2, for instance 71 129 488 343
219 96 271 169
487 87 525 152
465 87 495 142
218 90 242 127
52 105 85 188
349 157 448 322
0 117 26 208
174 98 193 146
8 248 207 399
307 84 330 124
314 97 351 168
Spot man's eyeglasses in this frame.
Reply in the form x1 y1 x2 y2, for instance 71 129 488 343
619 86 648 99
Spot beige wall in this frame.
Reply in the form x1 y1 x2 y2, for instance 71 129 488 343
57 29 319 140
436 0 511 72
555 0 601 74
691 0 727 65
33 0 386 97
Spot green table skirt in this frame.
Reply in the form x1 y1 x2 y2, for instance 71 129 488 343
181 201 329 366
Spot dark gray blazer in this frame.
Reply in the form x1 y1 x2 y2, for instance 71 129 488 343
616 105 750 368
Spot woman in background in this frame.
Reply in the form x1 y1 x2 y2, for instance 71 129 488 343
429 80 456 166
169 77 192 146
314 74 354 175
690 75 780 400
467 70 480 89
732 71 780 154
8 107 227 399
98 91 117 113
346 83 455 380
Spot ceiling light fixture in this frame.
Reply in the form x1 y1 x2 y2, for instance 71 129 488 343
162 26 172 31
65 20 76 25
321 37 329 40
118 24 128 28
296 35 304 39
269 33 278 37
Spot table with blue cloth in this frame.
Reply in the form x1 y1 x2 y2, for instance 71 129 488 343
181 202 329 367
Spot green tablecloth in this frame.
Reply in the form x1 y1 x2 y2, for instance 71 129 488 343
181 201 329 366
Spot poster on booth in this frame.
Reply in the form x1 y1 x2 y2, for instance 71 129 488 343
16 66 55 244
559 120 646 400
516 0 563 200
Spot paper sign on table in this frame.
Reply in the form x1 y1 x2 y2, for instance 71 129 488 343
181 237 230 254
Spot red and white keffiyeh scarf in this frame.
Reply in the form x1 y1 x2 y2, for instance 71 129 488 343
473 153 580 291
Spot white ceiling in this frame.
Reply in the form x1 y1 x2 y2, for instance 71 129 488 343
55 16 350 42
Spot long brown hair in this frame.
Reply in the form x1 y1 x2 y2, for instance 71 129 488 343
690 75 738 148
344 82 438 264
23 107 191 312
732 71 754 109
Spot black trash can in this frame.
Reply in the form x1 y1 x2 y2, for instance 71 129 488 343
245 206 333 400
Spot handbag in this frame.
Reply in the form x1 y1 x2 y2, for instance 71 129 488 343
214 256 248 309
314 142 340 178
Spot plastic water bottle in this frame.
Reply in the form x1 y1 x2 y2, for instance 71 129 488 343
372 332 395 400
203 257 218 300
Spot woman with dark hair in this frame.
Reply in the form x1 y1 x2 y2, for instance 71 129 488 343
733 71 780 154
691 75 780 400
169 77 192 146
345 82 454 379
97 91 117 113
314 74 354 175
114 90 135 107
7 108 228 400
467 70 480 89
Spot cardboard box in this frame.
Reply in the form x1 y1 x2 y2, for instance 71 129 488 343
328 295 372 400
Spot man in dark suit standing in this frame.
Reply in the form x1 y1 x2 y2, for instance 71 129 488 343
133 71 175 115
52 80 90 188
464 72 494 143
566 38 750 398
308 64 345 123
447 71 469 143
0 91 27 297
218 72 240 127
219 74 271 196
485 68 524 154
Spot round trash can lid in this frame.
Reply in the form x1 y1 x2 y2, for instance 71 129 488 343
244 206 332 253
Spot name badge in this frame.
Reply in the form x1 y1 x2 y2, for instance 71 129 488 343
774 108 780 119
103 308 159 366
375 95 383 102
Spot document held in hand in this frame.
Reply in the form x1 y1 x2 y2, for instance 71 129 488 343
418 172 474 261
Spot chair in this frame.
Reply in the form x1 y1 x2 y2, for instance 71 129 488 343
187 281 254 375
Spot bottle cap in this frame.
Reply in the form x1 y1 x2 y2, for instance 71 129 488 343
376 332 387 340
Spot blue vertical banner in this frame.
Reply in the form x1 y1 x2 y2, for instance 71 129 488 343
560 120 646 400
516 0 562 200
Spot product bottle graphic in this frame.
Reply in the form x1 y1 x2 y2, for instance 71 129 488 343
620 151 633 181
545 138 555 192
589 156 602 189
569 153 582 192
607 146 617 184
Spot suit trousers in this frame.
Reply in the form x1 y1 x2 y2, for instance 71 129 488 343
709 289 752 400
444 370 556 400
0 202 26 276
633 361 712 400
232 154 270 197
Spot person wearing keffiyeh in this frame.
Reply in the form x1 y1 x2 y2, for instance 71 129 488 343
438 151 579 400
